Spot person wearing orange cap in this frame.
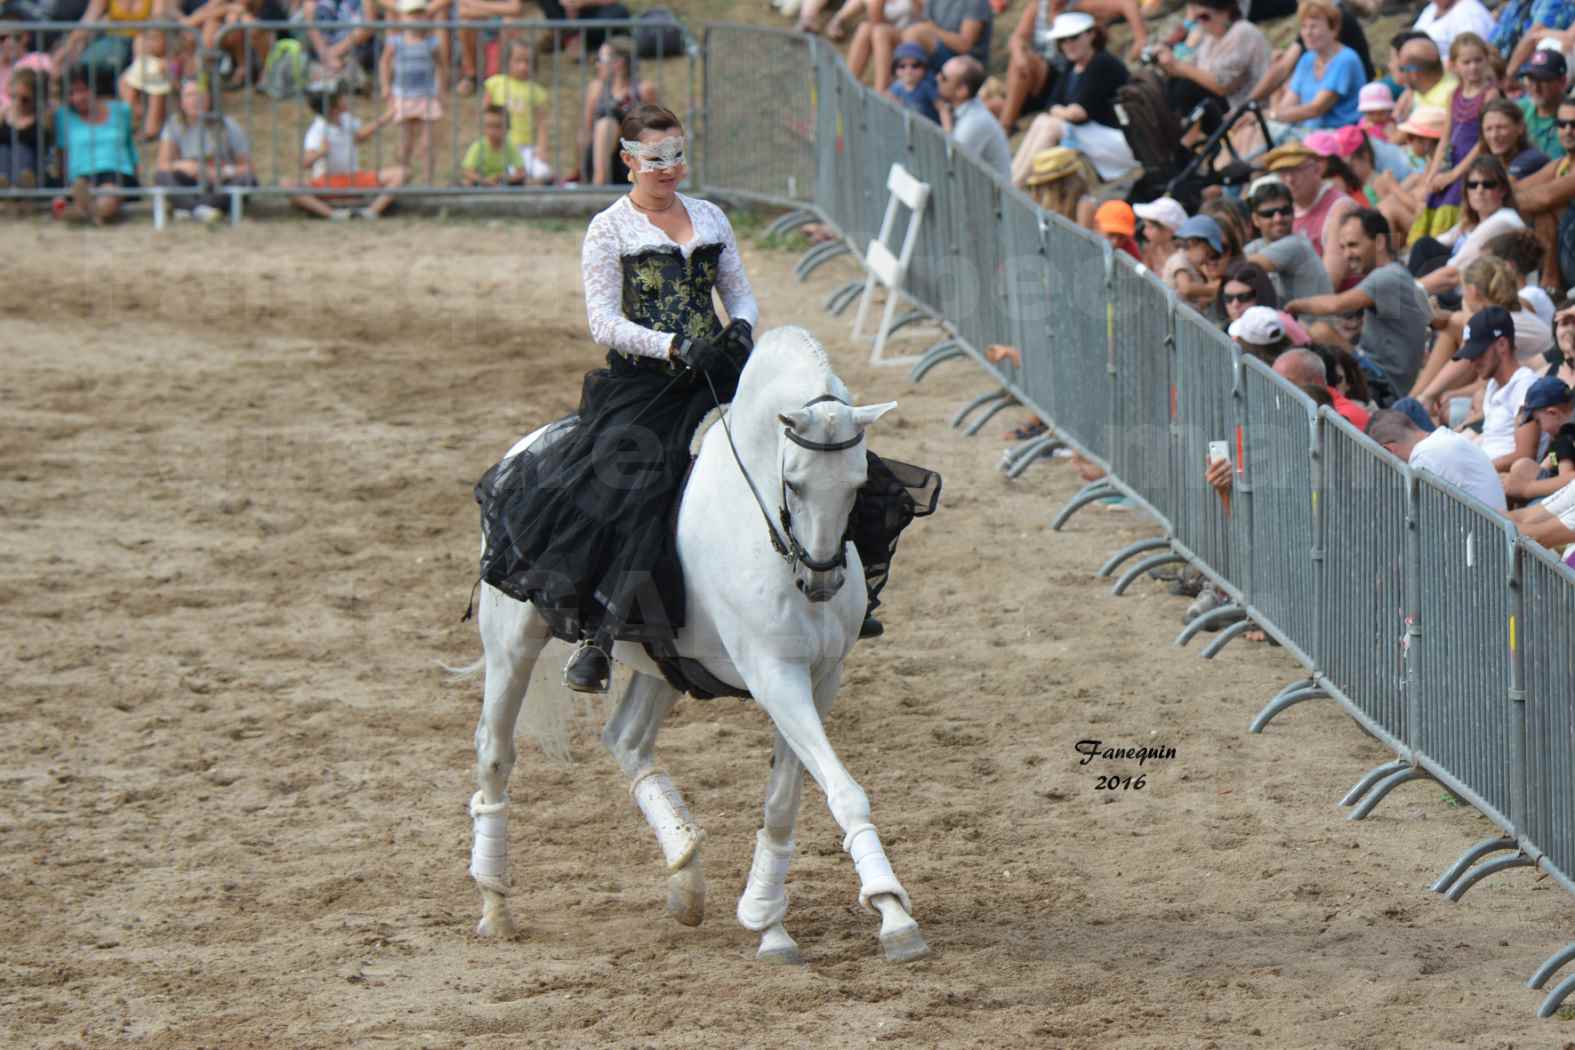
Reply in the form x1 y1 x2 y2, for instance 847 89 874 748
1093 199 1140 259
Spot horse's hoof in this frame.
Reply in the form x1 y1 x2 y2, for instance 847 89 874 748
476 912 518 939
666 863 706 927
757 943 802 965
880 923 929 963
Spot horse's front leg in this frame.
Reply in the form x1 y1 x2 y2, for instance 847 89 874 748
749 660 928 963
602 671 706 926
471 588 552 939
738 728 807 964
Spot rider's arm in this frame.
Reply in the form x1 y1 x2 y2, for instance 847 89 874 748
711 204 760 330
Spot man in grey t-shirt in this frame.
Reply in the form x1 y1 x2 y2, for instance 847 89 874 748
1243 180 1333 303
870 0 992 93
1283 207 1431 397
938 56 1011 180
154 78 257 218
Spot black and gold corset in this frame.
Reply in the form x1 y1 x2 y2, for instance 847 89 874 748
620 244 726 346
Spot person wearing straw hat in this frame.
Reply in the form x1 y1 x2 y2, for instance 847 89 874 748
1021 145 1094 222
1008 11 1135 185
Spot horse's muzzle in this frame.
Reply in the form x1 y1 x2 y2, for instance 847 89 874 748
797 569 845 603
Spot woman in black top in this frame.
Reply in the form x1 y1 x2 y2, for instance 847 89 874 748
1008 11 1135 186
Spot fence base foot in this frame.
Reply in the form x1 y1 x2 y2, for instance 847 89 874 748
825 279 864 316
1050 478 1115 527
1445 853 1532 903
1346 766 1430 821
909 341 963 383
766 208 816 238
1537 969 1575 1018
1003 435 1063 478
963 394 1018 436
794 240 849 281
1529 942 1575 994
1111 552 1187 597
1097 537 1171 578
1338 758 1409 805
1200 617 1255 659
952 388 1011 430
1175 603 1247 647
888 308 928 337
1431 836 1518 894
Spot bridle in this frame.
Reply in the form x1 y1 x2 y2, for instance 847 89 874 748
705 377 861 575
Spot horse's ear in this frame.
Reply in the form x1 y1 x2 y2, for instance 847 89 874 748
778 409 813 432
850 402 898 429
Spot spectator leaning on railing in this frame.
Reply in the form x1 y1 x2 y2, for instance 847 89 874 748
154 76 256 222
1366 406 1507 510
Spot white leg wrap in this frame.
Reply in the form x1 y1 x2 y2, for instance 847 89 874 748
469 791 510 896
736 830 795 932
844 823 910 915
631 769 704 872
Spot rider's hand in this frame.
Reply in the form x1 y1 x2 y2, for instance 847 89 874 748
675 336 728 376
720 318 754 356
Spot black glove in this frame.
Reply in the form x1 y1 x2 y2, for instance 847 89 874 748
674 336 728 376
720 318 754 356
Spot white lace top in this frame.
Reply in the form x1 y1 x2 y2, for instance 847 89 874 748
581 193 760 360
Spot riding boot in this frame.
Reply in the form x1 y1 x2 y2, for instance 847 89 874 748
564 631 612 693
860 604 884 639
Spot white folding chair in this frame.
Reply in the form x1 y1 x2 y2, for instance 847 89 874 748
852 163 931 367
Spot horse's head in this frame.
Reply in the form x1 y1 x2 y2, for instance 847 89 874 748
776 397 897 602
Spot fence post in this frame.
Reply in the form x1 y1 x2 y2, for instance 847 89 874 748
1403 470 1421 762
1104 241 1117 460
1308 407 1325 666
1232 346 1253 606
1506 528 1528 837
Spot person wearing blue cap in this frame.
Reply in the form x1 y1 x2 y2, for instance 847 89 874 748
1173 214 1234 315
1452 303 1543 469
886 42 941 123
1503 376 1575 502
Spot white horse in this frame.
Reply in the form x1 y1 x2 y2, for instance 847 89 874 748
465 325 928 964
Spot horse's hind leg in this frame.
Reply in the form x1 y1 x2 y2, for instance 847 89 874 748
471 586 551 939
738 730 806 964
601 672 706 926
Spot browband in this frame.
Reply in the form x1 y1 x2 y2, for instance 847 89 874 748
784 394 862 451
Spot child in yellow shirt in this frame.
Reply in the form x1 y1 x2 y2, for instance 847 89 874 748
482 41 552 183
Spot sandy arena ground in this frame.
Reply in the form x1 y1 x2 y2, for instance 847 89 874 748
4 215 1575 1050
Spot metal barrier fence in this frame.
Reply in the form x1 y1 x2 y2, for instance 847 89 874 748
709 26 1575 1014
1 16 696 209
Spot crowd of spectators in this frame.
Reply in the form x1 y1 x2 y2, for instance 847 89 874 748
0 0 662 220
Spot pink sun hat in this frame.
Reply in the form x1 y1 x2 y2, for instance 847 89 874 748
1304 124 1365 160
1357 82 1395 113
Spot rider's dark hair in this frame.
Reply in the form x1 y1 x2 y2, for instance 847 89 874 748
620 103 682 143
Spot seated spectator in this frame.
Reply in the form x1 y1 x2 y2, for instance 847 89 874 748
1094 199 1140 258
1284 208 1432 400
461 104 524 186
1515 47 1566 161
52 63 138 225
534 0 631 62
1151 0 1270 132
485 41 552 184
1047 0 1148 62
1357 81 1395 141
1229 304 1290 360
1217 259 1280 326
886 41 941 123
1549 300 1575 382
1 67 51 191
53 0 170 73
1480 98 1550 186
1367 406 1507 509
1257 141 1357 287
1503 377 1575 501
1419 156 1526 295
154 76 255 222
994 0 1060 132
1414 31 1497 241
1133 195 1187 274
1414 0 1495 55
1451 305 1542 468
1173 212 1235 316
577 42 656 186
1370 103 1447 237
1519 94 1575 287
117 24 169 142
830 0 920 83
1507 477 1575 549
1202 195 1253 251
1386 29 1454 125
1415 255 1551 411
183 0 284 90
1243 177 1334 304
302 0 374 84
1278 345 1369 426
869 0 992 94
937 55 1010 178
1499 9 1575 93
1008 13 1134 184
1263 0 1364 136
450 0 527 95
286 83 401 220
1481 229 1556 347
1023 146 1095 223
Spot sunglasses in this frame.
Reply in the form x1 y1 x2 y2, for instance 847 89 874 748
1465 179 1503 190
1255 205 1293 219
1223 290 1257 304
1558 316 1575 328
1397 63 1427 73
1558 118 1575 129
895 60 924 69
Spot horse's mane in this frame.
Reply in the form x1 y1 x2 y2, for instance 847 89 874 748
737 326 850 409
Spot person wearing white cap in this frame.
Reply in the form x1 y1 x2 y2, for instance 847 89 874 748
1227 305 1290 359
1133 196 1187 274
1007 12 1137 184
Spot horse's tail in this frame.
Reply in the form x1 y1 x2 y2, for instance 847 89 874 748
439 655 486 680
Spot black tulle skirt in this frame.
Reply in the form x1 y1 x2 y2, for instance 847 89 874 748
474 348 940 646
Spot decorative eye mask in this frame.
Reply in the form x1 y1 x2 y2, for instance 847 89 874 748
620 134 686 173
